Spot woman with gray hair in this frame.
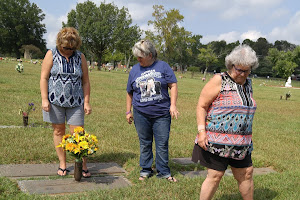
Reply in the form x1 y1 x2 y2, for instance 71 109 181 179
192 44 258 199
126 39 178 182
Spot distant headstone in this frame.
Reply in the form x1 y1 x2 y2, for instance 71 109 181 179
285 76 292 87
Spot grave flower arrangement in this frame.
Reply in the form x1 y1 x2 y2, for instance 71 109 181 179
19 102 35 117
15 62 24 73
57 127 99 162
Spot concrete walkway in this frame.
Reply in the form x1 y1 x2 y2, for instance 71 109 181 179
0 158 277 195
18 176 131 195
0 162 131 195
171 157 277 178
0 162 126 177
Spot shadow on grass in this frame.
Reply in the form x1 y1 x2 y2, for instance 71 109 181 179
218 188 277 200
88 152 138 166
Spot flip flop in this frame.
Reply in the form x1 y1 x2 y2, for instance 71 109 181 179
82 169 91 178
166 176 177 182
57 168 69 176
139 172 154 181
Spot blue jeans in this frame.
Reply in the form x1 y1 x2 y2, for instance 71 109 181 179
133 108 171 178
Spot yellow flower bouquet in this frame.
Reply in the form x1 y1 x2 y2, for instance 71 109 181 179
57 127 98 162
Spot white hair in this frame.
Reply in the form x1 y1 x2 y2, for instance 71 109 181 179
225 44 259 70
132 39 157 59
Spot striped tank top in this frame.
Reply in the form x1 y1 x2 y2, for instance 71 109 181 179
205 72 257 160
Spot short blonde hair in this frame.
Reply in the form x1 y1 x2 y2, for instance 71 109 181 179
225 44 259 70
56 27 82 50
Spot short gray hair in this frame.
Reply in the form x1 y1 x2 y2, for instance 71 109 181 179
132 39 157 59
225 44 259 70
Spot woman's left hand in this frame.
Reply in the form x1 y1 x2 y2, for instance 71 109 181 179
84 103 92 115
170 105 179 119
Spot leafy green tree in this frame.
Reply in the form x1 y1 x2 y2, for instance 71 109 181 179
292 46 300 74
189 34 203 67
274 40 296 52
273 59 297 80
267 48 297 79
253 37 271 58
242 39 255 48
198 45 218 78
0 0 46 58
20 44 43 59
188 66 200 78
267 48 282 66
64 1 141 69
146 5 193 70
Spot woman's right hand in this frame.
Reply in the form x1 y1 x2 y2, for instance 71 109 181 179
42 99 50 112
126 113 133 124
197 131 208 151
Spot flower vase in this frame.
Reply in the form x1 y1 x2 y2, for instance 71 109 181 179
74 159 83 181
23 116 28 127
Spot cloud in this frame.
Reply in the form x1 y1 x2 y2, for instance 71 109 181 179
190 0 225 11
268 11 300 45
219 0 283 20
241 30 265 41
217 31 240 43
126 3 153 23
202 30 266 44
43 12 66 49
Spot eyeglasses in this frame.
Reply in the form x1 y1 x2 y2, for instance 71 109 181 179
63 47 75 51
233 65 251 74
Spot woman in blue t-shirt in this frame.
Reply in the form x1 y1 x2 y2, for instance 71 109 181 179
126 40 178 182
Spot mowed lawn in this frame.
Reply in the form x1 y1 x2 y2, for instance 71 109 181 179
0 60 299 200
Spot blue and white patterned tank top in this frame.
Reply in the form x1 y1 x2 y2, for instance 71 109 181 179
48 48 84 107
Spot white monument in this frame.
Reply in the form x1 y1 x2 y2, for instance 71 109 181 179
285 76 292 88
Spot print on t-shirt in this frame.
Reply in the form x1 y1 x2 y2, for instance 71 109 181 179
135 69 163 102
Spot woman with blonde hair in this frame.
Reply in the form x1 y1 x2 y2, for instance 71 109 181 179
40 27 92 177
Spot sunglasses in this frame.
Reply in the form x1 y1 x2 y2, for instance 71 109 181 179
63 47 75 51
233 65 251 74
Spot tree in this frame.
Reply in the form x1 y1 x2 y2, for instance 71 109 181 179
273 59 297 80
267 48 297 79
20 44 42 59
198 45 218 78
253 37 271 58
64 1 141 69
267 48 282 67
146 5 193 70
189 34 203 67
274 40 296 52
242 39 255 48
0 0 46 58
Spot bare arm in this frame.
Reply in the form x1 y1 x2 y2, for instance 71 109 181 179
81 53 92 115
126 93 133 124
196 74 221 150
168 82 179 119
40 50 53 112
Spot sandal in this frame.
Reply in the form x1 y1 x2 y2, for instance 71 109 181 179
82 169 91 178
139 175 148 181
57 168 69 176
139 173 154 181
166 176 177 182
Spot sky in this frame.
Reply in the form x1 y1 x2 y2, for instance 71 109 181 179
29 0 300 49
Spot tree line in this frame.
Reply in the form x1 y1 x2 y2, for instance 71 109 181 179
0 0 299 79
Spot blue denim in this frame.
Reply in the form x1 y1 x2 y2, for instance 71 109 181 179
133 108 171 178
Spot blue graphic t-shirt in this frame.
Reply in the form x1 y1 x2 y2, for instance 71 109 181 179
126 60 177 118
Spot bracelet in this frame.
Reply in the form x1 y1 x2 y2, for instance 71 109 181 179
198 129 206 134
126 111 132 115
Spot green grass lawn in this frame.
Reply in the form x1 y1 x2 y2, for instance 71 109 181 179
0 60 299 199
